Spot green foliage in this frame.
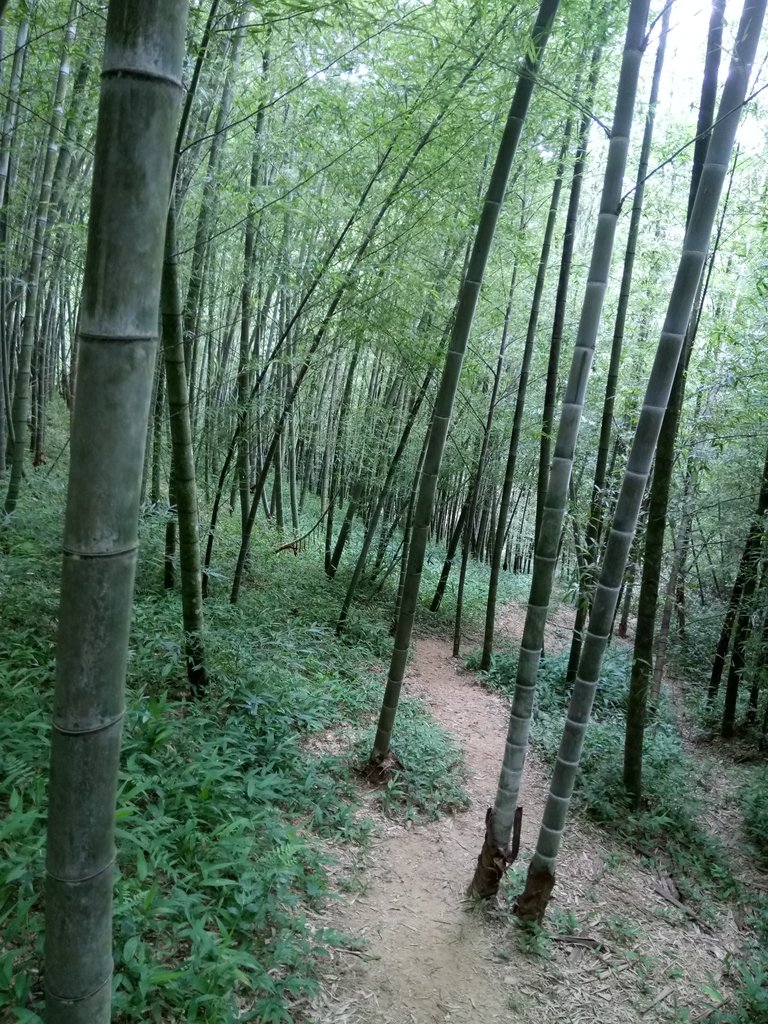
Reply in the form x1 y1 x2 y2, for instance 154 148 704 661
0 630 369 1021
668 601 727 683
498 861 527 907
354 698 470 821
514 920 552 958
602 913 641 945
692 952 768 1024
700 898 768 1024
550 907 579 935
111 687 365 1023
418 544 531 634
485 863 555 958
741 766 768 866
2 493 459 1022
474 643 630 720
669 601 768 739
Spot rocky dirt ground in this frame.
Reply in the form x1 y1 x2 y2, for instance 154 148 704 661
310 608 755 1024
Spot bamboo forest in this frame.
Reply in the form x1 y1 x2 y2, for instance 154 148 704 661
4 0 768 1020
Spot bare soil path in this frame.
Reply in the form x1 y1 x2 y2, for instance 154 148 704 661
312 611 747 1024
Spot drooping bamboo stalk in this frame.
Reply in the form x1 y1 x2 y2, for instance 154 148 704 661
330 476 365 570
204 142 393 592
44 4 186 1020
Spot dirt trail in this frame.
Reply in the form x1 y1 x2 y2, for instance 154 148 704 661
312 612 745 1024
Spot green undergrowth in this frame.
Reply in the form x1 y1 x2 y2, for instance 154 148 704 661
668 602 767 742
672 903 768 1024
0 486 468 1023
666 601 727 683
318 507 531 640
741 766 768 868
469 639 768 1023
353 699 470 821
414 546 531 637
467 643 738 903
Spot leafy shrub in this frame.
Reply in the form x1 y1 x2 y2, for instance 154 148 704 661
471 644 631 722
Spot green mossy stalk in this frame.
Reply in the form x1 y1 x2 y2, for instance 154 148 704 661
161 204 209 697
44 4 187 1020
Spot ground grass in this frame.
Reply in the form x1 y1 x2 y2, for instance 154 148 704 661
13 436 765 1021
0 466 483 1022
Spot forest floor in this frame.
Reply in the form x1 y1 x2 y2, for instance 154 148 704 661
310 606 753 1024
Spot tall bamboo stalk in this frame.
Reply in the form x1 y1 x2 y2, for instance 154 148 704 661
44 4 186 1020
624 0 726 801
469 0 650 898
518 0 766 922
160 203 209 697
565 5 670 684
480 109 575 670
371 0 560 764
